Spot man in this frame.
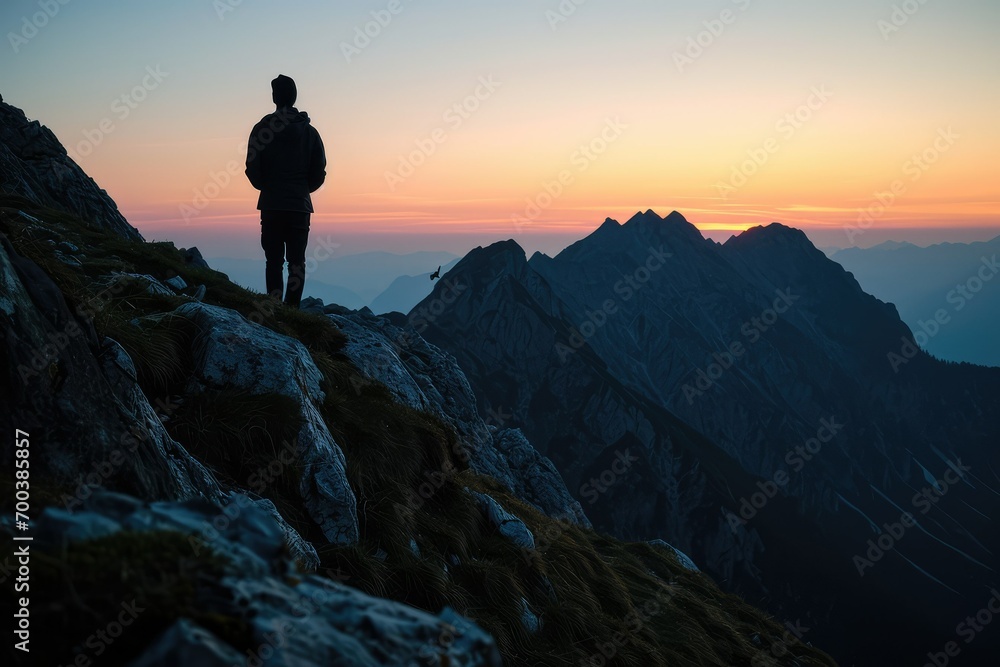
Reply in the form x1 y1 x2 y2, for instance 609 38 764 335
245 74 326 307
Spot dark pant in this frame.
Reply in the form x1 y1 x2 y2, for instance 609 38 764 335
260 210 310 307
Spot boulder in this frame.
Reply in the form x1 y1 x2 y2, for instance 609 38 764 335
175 302 359 545
468 489 535 551
648 539 700 573
129 620 246 667
11 492 502 667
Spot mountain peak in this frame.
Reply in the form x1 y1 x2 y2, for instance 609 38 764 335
725 222 816 253
620 209 704 245
597 216 621 232
441 239 527 289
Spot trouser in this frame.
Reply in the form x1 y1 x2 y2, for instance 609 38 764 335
260 210 310 307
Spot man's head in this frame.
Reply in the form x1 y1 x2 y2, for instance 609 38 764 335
271 74 297 108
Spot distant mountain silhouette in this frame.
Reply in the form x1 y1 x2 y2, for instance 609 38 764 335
830 236 1000 367
411 210 1000 666
371 259 460 314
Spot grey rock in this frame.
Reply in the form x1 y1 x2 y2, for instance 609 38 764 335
30 508 122 545
55 252 82 267
128 619 246 667
492 428 591 528
648 539 700 572
179 246 210 269
0 99 141 240
102 271 175 296
322 303 353 316
175 302 359 545
468 489 534 550
226 576 502 667
300 296 324 313
99 338 224 502
520 598 541 634
246 495 320 572
0 236 219 504
21 492 502 666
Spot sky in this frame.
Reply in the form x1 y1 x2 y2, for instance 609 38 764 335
2 0 999 258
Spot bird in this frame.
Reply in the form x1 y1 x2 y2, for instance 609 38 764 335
430 266 441 281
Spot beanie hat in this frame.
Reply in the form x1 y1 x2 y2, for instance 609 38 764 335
271 74 297 108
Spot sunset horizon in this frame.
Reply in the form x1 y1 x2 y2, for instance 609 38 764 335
5 2 1000 665
3 0 998 259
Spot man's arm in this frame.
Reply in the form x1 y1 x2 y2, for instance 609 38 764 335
307 127 326 193
245 122 264 190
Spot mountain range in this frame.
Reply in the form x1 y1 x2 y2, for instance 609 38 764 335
411 209 1000 665
829 237 1000 367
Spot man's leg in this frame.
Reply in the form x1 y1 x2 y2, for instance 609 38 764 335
260 216 285 300
283 215 310 307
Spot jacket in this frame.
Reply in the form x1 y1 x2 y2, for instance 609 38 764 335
245 107 326 213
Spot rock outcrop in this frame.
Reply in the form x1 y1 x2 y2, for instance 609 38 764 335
0 96 140 240
5 492 501 667
0 233 218 504
176 301 360 546
329 309 590 527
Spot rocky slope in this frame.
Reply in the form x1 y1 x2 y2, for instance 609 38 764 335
411 210 1000 665
0 97 837 666
0 93 139 241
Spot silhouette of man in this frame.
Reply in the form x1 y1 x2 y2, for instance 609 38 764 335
245 74 326 307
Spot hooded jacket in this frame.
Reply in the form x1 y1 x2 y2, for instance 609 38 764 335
245 107 326 215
